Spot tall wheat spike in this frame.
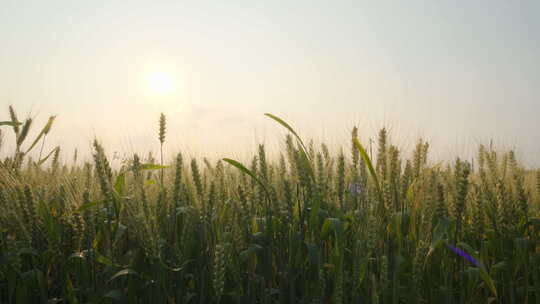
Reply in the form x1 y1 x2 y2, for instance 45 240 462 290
159 113 166 185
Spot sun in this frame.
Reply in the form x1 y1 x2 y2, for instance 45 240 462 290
147 71 175 95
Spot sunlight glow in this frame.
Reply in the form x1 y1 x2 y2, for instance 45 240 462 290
147 71 175 95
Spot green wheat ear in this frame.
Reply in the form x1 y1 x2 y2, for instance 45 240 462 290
17 118 33 148
158 113 166 185
536 170 540 198
8 105 20 136
159 113 166 144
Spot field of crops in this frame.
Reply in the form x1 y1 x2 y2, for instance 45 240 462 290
1 107 539 303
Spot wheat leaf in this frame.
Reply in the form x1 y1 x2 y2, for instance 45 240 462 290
37 146 59 165
25 115 56 153
223 158 270 198
352 137 382 200
0 121 22 127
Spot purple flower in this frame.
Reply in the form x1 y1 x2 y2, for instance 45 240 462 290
446 243 484 269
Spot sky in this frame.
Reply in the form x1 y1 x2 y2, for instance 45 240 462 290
1 0 539 166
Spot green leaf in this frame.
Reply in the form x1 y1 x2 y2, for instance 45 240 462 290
264 113 308 153
113 223 127 246
37 146 59 165
304 242 319 266
406 181 416 204
321 218 344 238
160 259 193 272
95 251 121 267
102 289 126 302
21 269 38 285
92 231 102 249
18 269 46 303
463 267 481 293
356 257 369 286
139 163 169 170
16 284 28 303
491 261 507 274
223 158 270 198
35 269 46 304
427 217 451 257
114 173 126 196
251 232 267 245
108 269 139 283
65 275 79 304
144 179 156 186
240 244 263 262
25 115 56 153
479 267 498 298
352 137 382 201
76 200 100 212
321 218 344 250
67 252 86 262
0 121 22 126
264 113 315 180
176 206 191 215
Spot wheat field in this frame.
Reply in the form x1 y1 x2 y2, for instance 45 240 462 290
0 106 539 303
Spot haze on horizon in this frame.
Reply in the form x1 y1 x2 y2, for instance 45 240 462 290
1 1 539 166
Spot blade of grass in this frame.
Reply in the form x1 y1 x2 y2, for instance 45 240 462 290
25 115 56 154
0 121 22 127
223 158 270 199
352 137 382 200
264 113 308 154
37 146 60 165
264 113 314 179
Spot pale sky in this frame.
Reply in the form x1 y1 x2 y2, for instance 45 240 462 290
1 1 539 166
